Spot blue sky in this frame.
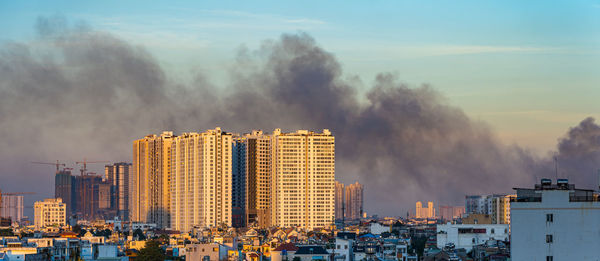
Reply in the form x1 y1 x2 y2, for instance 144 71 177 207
2 0 599 153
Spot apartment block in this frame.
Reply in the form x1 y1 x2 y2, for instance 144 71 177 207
34 198 66 229
345 182 363 220
170 128 232 232
105 162 132 221
271 129 335 230
132 131 174 228
335 181 345 220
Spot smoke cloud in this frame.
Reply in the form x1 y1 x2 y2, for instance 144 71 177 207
0 16 598 215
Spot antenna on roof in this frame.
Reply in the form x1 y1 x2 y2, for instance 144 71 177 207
554 156 559 181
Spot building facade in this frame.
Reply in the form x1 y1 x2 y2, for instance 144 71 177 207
511 179 600 260
437 223 509 251
232 136 247 228
34 198 66 229
244 130 273 228
335 181 345 220
415 201 435 219
54 170 74 217
438 206 465 221
271 129 335 230
0 195 24 223
105 162 132 221
170 128 233 232
132 131 174 228
345 182 363 220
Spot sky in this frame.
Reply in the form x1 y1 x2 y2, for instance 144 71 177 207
0 1 599 217
1 1 599 152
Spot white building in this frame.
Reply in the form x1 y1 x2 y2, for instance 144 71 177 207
271 129 335 230
34 198 66 229
170 128 233 232
511 179 600 260
436 223 509 251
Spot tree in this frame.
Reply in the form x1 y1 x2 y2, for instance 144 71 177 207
0 229 14 236
133 228 146 240
137 240 165 261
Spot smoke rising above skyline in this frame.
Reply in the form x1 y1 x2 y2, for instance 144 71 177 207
0 16 598 216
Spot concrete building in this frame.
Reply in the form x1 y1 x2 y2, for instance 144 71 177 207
232 136 247 228
335 181 345 221
170 128 233 232
55 170 74 216
132 131 174 228
185 243 231 261
438 206 465 221
243 130 273 228
34 198 66 229
271 129 335 230
72 175 110 220
0 195 23 224
436 223 509 252
415 201 435 219
466 194 514 224
511 179 600 260
105 162 132 221
345 182 363 220
491 195 515 224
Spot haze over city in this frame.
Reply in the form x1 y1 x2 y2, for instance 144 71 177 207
1 0 599 218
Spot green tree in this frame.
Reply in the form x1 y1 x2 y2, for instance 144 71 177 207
138 240 165 261
0 228 14 236
133 228 146 240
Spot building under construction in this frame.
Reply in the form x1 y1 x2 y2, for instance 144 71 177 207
54 169 114 220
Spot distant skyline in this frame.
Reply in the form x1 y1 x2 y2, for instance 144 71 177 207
1 1 599 217
1 1 599 154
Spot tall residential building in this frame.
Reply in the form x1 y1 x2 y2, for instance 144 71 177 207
511 179 600 260
466 194 514 224
335 181 345 220
55 170 74 216
231 136 247 228
491 194 515 224
345 182 363 220
105 162 132 221
170 128 233 232
439 206 465 221
271 129 335 230
244 130 273 228
132 131 174 228
0 195 24 223
34 198 66 229
415 201 435 219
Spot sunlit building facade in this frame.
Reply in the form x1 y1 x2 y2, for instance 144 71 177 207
170 128 232 232
132 131 174 228
271 129 335 230
34 198 66 229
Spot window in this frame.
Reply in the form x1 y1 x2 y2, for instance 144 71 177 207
546 213 553 222
546 234 553 243
546 256 553 261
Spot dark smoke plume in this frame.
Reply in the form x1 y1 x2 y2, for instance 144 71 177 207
0 16 597 215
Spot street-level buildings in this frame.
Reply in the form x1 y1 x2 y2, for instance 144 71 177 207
34 198 66 229
131 131 174 228
511 179 600 260
170 128 233 232
436 223 509 252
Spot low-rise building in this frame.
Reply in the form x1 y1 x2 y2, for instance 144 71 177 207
436 223 509 252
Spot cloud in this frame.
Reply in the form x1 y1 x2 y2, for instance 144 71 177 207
0 16 596 215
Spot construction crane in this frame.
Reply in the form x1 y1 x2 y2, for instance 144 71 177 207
75 159 109 176
31 160 66 172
